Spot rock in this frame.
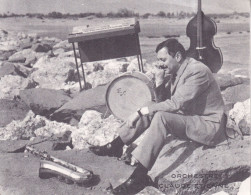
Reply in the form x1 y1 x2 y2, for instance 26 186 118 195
0 110 78 141
229 68 250 79
211 191 229 195
93 63 104 72
13 64 32 78
0 44 17 52
0 107 119 147
53 40 72 52
7 48 41 65
0 99 30 127
8 55 26 63
51 84 109 123
237 177 250 195
32 43 52 52
0 29 8 37
137 186 165 194
53 48 65 56
71 110 121 149
213 73 246 90
20 38 33 49
0 62 16 77
27 33 39 40
238 119 250 135
119 63 129 72
65 69 79 83
149 136 250 195
221 84 250 104
0 37 19 51
24 79 39 89
58 50 80 58
0 62 30 78
20 42 33 50
0 75 30 99
30 56 76 89
19 88 72 117
0 50 15 61
223 103 234 114
103 60 129 73
9 48 39 60
17 32 28 39
87 71 121 88
24 55 37 67
52 130 73 150
203 181 241 195
42 37 61 45
0 54 8 61
227 99 250 136
34 116 77 138
0 111 45 140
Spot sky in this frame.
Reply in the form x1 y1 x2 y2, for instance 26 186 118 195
0 0 250 15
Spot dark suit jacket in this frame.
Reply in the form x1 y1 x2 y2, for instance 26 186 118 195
148 58 226 146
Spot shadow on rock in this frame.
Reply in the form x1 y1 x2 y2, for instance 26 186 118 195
155 140 201 182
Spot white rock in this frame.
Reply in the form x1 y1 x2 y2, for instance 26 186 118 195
238 177 250 195
212 191 229 195
9 48 42 60
58 50 76 58
228 99 250 130
52 48 65 56
0 111 46 140
17 32 28 39
43 36 61 43
72 110 121 150
0 41 18 51
86 70 121 88
104 60 129 73
0 75 28 99
0 110 78 140
31 56 76 89
53 40 72 51
35 118 77 137
0 109 122 149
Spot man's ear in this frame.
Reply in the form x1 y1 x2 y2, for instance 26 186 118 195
175 52 182 62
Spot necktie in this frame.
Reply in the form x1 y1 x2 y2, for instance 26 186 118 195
171 73 177 84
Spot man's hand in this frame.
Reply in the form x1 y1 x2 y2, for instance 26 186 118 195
126 112 140 129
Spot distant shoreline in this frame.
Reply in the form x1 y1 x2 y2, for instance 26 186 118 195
0 17 249 40
0 10 249 20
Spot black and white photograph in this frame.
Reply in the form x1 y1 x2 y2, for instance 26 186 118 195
0 0 250 194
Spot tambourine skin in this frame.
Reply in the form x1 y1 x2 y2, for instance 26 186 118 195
106 71 157 121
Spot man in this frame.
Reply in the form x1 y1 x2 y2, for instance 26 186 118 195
90 39 226 194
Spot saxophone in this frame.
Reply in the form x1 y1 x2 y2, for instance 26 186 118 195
25 146 93 185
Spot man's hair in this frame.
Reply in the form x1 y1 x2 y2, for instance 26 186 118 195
155 38 186 58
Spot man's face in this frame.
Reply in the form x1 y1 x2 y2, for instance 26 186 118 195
156 47 180 75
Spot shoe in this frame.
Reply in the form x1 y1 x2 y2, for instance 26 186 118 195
112 174 153 195
89 143 123 158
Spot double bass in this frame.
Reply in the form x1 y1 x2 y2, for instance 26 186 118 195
186 0 223 73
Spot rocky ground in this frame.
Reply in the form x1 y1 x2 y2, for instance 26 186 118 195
0 25 250 195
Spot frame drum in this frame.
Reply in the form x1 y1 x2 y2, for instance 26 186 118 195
106 71 156 121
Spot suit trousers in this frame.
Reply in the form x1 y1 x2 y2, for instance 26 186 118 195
118 111 189 170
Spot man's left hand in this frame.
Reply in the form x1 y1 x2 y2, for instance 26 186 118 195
126 112 140 129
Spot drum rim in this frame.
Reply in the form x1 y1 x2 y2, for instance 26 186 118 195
105 71 156 120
